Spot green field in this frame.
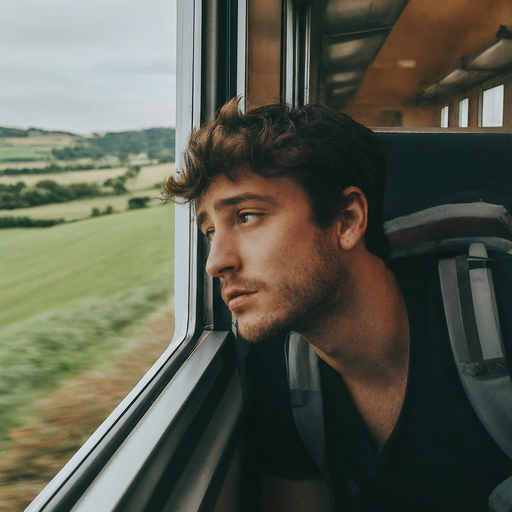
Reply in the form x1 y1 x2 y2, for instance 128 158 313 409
0 205 175 439
0 135 77 163
0 160 49 171
0 162 174 189
0 146 47 162
0 128 177 452
0 205 174 328
0 191 164 221
3 135 77 148
0 162 174 221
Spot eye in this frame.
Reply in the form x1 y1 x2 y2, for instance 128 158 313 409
205 230 215 243
239 212 260 224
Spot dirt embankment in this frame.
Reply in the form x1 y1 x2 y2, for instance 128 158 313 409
0 306 174 512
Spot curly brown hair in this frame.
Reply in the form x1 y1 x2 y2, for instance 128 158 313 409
166 98 389 259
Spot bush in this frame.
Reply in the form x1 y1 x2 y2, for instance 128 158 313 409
128 197 151 210
0 217 65 228
52 144 106 160
0 181 104 209
124 165 141 179
68 182 102 199
91 205 114 218
104 176 127 195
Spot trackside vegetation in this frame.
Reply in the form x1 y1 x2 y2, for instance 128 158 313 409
0 284 169 440
0 124 176 508
0 205 174 327
0 205 174 440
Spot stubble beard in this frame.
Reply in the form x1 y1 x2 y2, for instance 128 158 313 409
231 233 352 343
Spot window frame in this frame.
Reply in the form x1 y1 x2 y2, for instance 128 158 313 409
440 105 449 128
26 1 248 510
481 84 504 128
458 97 469 128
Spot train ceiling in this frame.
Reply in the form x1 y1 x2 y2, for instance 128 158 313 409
321 0 512 111
321 0 409 107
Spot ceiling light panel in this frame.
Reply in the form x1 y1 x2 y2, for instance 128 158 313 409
468 39 512 71
324 0 409 35
439 68 488 88
331 84 359 96
326 33 387 68
326 70 365 84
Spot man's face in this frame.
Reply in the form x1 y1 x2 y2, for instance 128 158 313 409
195 172 351 341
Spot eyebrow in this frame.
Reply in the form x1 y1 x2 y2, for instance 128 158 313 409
196 193 277 231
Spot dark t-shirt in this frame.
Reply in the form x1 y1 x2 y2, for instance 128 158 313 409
245 255 512 512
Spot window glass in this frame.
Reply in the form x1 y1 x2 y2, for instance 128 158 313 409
458 98 469 128
481 85 504 127
440 105 449 128
0 1 176 509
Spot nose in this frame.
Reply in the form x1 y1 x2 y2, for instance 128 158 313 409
205 232 240 277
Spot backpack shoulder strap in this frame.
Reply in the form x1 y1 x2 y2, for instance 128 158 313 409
438 243 512 458
439 243 512 511
285 332 336 510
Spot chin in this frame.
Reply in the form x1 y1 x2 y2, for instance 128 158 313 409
236 311 291 343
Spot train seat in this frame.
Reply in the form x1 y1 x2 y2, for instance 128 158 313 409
379 131 512 258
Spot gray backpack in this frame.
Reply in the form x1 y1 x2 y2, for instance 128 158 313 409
286 243 512 512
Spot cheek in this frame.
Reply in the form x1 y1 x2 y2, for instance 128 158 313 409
262 238 296 271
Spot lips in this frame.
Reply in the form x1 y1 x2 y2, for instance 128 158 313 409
223 288 257 311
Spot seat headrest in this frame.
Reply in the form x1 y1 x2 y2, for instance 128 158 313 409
378 132 512 257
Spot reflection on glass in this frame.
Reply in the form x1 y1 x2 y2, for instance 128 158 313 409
482 85 504 127
441 106 449 128
458 98 469 128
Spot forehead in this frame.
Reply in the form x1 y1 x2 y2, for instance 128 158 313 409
195 172 311 216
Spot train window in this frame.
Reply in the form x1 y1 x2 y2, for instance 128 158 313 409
0 1 176 509
440 105 449 128
481 84 504 127
23 0 512 510
459 98 469 128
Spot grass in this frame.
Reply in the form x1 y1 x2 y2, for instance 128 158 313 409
0 205 174 328
0 203 174 443
0 145 177 508
0 203 176 507
0 303 174 511
130 163 175 190
0 283 170 440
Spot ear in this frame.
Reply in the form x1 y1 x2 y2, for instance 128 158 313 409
335 186 368 251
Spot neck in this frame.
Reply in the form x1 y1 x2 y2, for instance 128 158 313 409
298 249 410 388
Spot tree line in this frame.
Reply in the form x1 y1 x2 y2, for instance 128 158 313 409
0 181 102 209
51 127 175 163
0 162 116 177
0 216 65 228
0 126 75 138
0 166 142 210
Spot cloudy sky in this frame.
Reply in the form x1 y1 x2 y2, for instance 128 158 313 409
0 0 176 134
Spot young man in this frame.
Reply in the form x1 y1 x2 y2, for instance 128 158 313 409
166 99 512 511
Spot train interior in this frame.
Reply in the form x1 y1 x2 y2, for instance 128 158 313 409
27 0 512 510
